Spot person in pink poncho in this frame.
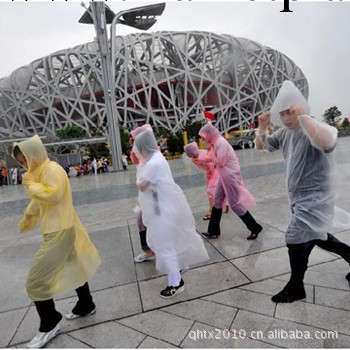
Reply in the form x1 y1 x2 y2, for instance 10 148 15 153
198 122 263 240
184 141 228 220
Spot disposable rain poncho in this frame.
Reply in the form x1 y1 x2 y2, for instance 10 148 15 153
184 141 218 197
13 135 100 301
199 123 256 215
130 124 152 165
133 129 209 274
267 80 350 244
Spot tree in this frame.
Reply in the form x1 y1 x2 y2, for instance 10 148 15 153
56 124 84 139
323 106 342 127
55 124 85 154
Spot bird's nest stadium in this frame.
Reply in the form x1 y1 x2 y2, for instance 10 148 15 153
0 30 308 156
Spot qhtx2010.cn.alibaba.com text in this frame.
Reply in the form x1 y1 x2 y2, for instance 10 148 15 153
188 328 339 342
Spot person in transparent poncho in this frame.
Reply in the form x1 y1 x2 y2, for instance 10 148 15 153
184 141 228 220
198 122 263 240
12 135 100 348
133 128 209 298
129 124 156 263
256 80 350 303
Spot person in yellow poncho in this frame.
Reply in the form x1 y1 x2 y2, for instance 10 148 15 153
12 135 101 348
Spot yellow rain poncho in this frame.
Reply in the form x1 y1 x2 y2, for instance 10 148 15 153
13 135 100 301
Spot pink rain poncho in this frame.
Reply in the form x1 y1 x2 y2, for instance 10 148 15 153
133 129 209 274
266 80 350 244
199 123 256 216
184 141 218 197
13 135 100 301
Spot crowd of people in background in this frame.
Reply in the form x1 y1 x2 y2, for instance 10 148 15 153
64 157 109 177
0 165 26 186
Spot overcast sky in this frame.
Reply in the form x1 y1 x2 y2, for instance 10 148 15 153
0 0 349 119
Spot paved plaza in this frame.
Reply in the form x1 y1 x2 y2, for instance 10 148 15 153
1 137 350 348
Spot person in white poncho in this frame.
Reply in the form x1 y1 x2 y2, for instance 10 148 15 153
133 128 209 298
256 80 350 303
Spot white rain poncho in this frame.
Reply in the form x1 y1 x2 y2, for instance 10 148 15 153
13 135 100 301
199 123 256 215
267 80 349 244
133 129 209 274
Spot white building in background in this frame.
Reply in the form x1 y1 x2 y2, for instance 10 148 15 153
0 31 308 155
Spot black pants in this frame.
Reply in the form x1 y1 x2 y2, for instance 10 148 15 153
286 233 350 291
34 282 94 332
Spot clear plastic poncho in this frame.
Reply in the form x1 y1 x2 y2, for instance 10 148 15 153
13 135 100 301
270 80 311 127
267 81 350 244
130 124 153 165
199 123 256 215
133 130 209 274
184 141 218 197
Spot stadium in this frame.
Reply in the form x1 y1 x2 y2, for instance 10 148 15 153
0 30 308 156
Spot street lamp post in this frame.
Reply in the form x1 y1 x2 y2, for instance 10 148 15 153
79 2 165 172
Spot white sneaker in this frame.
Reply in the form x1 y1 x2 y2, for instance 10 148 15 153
26 324 60 348
65 307 96 320
134 251 155 263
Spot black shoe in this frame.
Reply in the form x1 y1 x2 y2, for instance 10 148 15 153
247 224 263 240
271 288 306 303
201 232 220 239
68 301 96 319
160 279 185 299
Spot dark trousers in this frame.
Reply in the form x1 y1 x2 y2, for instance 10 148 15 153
286 233 350 291
34 282 94 332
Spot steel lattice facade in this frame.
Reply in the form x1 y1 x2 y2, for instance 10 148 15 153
0 31 308 154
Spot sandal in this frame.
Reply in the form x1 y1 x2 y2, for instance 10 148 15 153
224 205 229 214
203 213 211 220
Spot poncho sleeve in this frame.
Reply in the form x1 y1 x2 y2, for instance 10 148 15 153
24 163 67 205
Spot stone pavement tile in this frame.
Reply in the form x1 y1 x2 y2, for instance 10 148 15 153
197 219 285 260
46 333 90 348
87 227 137 290
309 259 350 276
231 309 347 348
74 198 135 233
139 262 249 311
275 301 350 336
118 310 193 346
0 308 28 348
9 282 142 346
315 286 350 311
232 246 337 281
275 269 350 292
67 320 146 348
332 230 350 245
240 279 314 304
202 288 276 317
16 333 91 348
138 336 177 348
252 197 291 233
0 237 40 313
162 299 238 330
181 321 277 348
